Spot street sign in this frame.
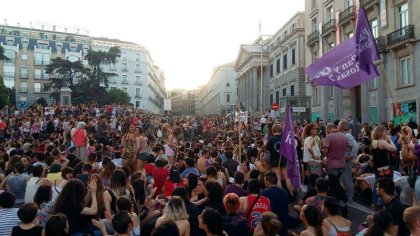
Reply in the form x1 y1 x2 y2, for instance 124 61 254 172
271 103 279 111
292 107 306 113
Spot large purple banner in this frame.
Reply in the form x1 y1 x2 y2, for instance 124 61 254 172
305 7 380 89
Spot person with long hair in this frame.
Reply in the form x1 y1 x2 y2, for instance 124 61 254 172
222 193 249 236
121 124 136 173
363 210 393 236
371 125 396 209
134 127 149 174
199 181 227 216
103 169 132 215
100 161 115 189
302 123 322 176
34 185 54 227
85 173 105 219
54 177 98 235
155 196 190 236
165 127 182 166
52 166 73 201
289 204 326 236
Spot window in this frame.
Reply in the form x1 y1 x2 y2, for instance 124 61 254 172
4 50 16 61
329 86 334 98
400 57 412 86
56 45 62 53
70 46 77 52
226 94 231 103
136 54 141 62
43 53 50 65
370 77 378 89
20 67 28 78
44 70 49 79
283 54 287 70
35 53 43 65
67 55 79 62
399 3 409 28
136 88 141 97
136 101 140 108
109 64 117 71
346 0 354 7
43 84 49 92
270 94 273 105
34 83 41 93
122 87 128 93
276 59 280 74
371 19 378 38
291 48 296 65
282 88 286 96
122 75 128 84
226 83 230 87
291 23 296 32
22 42 28 50
276 91 279 104
135 76 141 84
20 97 27 102
35 69 42 79
326 6 334 21
291 85 295 96
20 82 28 92
21 53 28 60
135 64 141 72
314 86 321 105
312 18 317 32
122 63 128 72
3 65 15 78
122 52 127 61
283 30 287 39
38 43 48 49
3 77 14 88
270 64 273 77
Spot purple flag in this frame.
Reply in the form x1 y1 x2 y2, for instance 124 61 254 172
356 7 380 75
305 7 380 89
305 38 378 88
280 105 301 191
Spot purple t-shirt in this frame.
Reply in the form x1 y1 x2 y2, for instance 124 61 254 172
323 131 348 169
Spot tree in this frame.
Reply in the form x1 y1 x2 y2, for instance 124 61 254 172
104 88 131 105
45 57 89 90
0 45 9 61
85 46 121 88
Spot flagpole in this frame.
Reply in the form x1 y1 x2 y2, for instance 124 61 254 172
237 98 242 159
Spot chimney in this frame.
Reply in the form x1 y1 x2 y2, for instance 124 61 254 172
53 25 56 31
4 19 7 25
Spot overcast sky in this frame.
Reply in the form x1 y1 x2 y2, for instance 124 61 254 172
3 0 304 90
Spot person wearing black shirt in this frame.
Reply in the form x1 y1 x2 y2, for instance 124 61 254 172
377 178 409 236
12 203 43 236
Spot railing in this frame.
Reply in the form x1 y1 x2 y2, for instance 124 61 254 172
135 82 142 85
34 74 42 79
307 30 320 45
376 36 387 52
339 6 355 23
20 87 28 93
387 25 415 47
360 0 378 7
34 88 41 93
121 68 128 72
135 70 142 73
34 60 43 65
121 81 129 84
322 19 336 34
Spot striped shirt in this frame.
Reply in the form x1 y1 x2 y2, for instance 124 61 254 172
0 208 20 236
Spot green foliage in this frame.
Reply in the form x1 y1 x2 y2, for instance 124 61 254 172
45 57 89 89
0 45 10 61
35 97 47 106
85 46 121 88
106 88 132 105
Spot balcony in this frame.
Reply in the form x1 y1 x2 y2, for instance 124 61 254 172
121 68 128 72
34 60 43 66
360 0 379 9
121 81 129 85
322 19 336 36
135 69 142 73
376 36 387 53
387 25 415 48
20 72 28 78
339 6 355 25
307 30 320 46
135 82 142 86
20 87 28 93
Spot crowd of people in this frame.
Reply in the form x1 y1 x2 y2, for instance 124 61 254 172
0 103 419 236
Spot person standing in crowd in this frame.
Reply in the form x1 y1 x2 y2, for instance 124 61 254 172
322 197 351 236
165 127 181 166
0 192 20 236
403 206 420 236
266 124 294 197
338 119 359 201
134 127 149 175
302 123 322 176
121 125 136 172
240 179 271 231
371 125 396 209
72 122 88 161
322 123 348 187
